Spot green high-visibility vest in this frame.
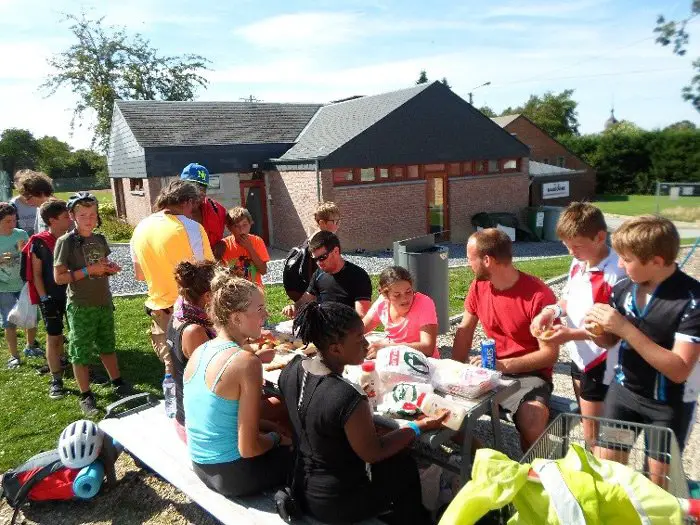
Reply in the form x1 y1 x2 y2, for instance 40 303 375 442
439 444 683 525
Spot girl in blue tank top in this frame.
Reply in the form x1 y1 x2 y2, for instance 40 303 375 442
183 267 291 497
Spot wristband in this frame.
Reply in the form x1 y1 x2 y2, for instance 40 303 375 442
545 304 562 319
268 431 281 448
40 295 49 302
406 421 421 437
81 267 89 278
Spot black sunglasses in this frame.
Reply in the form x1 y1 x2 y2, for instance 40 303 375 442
311 251 332 262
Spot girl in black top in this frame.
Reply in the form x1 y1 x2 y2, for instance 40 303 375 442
278 301 447 524
167 260 217 441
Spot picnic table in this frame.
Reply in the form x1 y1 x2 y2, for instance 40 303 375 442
263 367 520 486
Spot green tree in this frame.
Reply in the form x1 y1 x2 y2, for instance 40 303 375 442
655 1 700 110
440 77 451 88
67 149 107 180
42 13 210 151
665 120 697 131
0 128 40 176
37 136 73 179
416 70 429 84
478 106 497 118
504 89 580 137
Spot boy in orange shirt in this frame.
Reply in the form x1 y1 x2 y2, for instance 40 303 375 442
222 207 269 287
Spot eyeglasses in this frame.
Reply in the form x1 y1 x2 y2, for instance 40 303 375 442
311 251 331 262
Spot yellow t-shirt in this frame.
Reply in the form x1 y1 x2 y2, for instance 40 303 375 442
130 212 214 310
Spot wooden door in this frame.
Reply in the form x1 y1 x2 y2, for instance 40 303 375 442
239 180 270 245
425 172 449 241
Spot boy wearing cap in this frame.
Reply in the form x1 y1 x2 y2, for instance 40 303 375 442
180 163 227 259
54 192 131 416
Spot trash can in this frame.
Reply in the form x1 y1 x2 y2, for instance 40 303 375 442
542 206 564 241
526 207 545 241
394 233 449 334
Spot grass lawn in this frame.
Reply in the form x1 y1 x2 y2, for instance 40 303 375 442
54 189 113 206
594 194 700 219
0 255 572 472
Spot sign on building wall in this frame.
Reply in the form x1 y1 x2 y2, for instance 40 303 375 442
542 181 570 199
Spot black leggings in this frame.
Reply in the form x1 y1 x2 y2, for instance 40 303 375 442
302 452 431 525
192 445 292 498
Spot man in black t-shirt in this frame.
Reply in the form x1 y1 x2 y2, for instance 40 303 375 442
282 231 371 319
585 216 699 485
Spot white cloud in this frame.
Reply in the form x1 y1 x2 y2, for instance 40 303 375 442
479 0 610 19
0 82 95 148
233 12 361 50
0 42 55 81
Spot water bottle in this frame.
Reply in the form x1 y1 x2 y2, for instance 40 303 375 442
163 374 176 418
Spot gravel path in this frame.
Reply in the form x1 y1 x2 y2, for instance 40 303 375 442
109 241 570 296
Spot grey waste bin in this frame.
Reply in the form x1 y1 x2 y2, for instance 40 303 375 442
526 207 545 241
542 206 564 241
393 233 449 334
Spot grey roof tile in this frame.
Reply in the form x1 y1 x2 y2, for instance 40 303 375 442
116 100 323 147
279 83 431 161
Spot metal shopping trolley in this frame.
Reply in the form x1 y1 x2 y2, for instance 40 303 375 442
514 413 698 523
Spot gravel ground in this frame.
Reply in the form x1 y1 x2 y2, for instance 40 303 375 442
109 241 570 295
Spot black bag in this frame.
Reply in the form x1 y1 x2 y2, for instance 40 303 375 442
1 450 69 525
275 364 319 522
282 240 312 296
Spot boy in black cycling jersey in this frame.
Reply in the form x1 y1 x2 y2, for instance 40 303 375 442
585 215 699 486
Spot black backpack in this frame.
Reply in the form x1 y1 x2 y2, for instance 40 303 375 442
1 450 71 524
282 240 313 296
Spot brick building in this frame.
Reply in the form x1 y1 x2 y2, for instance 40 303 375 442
108 82 530 251
492 114 596 206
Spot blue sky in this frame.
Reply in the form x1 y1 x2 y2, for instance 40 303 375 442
1 0 699 149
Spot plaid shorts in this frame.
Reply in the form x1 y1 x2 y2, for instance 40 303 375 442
66 303 115 365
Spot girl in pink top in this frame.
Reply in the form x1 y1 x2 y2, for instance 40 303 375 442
362 266 439 359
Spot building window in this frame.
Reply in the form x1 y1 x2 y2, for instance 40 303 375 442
333 168 354 183
461 161 474 176
487 160 499 173
390 166 404 179
378 167 390 180
558 156 566 167
447 163 460 176
423 163 445 172
129 178 144 193
407 166 420 179
360 167 375 182
502 159 518 171
474 161 486 174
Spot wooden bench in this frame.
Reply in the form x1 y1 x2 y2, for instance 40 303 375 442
99 395 381 525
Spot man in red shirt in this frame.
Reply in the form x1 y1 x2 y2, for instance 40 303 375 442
180 163 227 259
453 229 559 450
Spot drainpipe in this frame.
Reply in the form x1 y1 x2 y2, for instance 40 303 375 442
315 158 321 203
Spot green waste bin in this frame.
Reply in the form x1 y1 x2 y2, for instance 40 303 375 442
394 234 449 334
526 207 545 241
542 206 564 241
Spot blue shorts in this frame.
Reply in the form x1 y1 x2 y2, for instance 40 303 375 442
0 291 20 329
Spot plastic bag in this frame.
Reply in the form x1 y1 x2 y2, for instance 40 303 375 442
430 359 501 399
8 284 38 328
377 382 433 418
375 346 431 390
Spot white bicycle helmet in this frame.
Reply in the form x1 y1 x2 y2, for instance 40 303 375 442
58 419 104 469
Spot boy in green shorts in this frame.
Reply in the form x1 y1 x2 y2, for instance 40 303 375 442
53 192 132 416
